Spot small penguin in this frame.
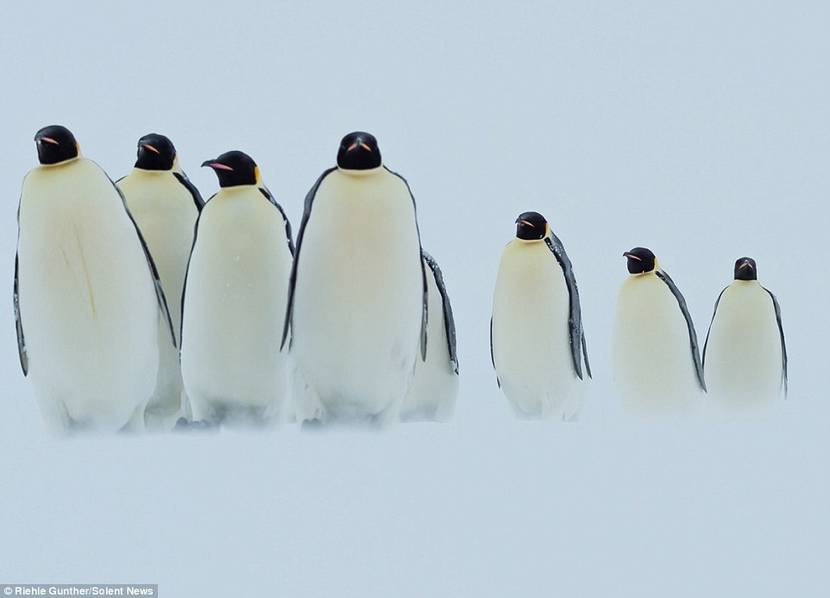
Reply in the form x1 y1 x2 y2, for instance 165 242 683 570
490 212 591 420
702 257 787 407
401 251 459 422
613 247 706 414
180 151 293 426
14 125 176 432
117 133 203 430
282 132 426 425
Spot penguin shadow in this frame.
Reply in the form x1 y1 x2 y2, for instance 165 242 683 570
173 417 222 434
173 405 283 434
297 410 400 433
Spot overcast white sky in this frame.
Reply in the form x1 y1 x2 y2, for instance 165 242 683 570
1 1 828 596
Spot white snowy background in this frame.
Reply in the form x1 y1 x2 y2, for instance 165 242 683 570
1 1 828 596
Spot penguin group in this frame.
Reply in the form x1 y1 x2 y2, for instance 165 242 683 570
491 224 787 419
13 125 787 433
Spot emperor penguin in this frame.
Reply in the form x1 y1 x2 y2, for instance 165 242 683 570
117 133 203 430
613 247 706 414
282 132 426 426
400 251 459 422
14 125 177 433
702 257 787 408
180 151 293 426
490 211 591 420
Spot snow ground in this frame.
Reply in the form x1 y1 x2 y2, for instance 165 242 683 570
1 2 829 596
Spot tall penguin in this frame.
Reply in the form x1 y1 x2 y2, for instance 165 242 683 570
117 133 203 430
490 211 591 419
180 151 293 426
282 132 426 425
14 125 176 433
702 257 787 408
613 247 706 414
401 250 459 422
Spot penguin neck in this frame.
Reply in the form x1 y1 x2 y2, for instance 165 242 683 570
133 166 172 175
515 236 547 245
337 165 384 177
732 279 759 287
629 268 658 278
39 155 82 169
217 184 257 196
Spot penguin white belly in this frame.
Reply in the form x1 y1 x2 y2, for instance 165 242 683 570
119 171 198 428
613 274 701 414
17 159 160 431
180 189 291 422
704 282 782 408
401 262 458 422
492 240 583 419
292 169 422 421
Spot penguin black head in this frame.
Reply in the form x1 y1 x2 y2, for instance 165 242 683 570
515 211 548 240
202 151 258 187
34 125 79 165
623 247 657 274
734 257 758 281
135 133 176 171
337 131 381 170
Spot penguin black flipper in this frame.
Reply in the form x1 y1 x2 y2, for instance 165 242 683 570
544 234 588 380
702 286 728 368
173 171 205 212
489 316 500 388
13 251 28 376
112 180 177 349
581 330 592 379
422 251 458 374
258 187 295 256
764 287 788 397
385 166 428 361
281 167 337 350
656 270 706 391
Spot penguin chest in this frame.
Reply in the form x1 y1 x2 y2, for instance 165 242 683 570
613 274 698 403
118 171 198 335
181 191 292 391
705 282 783 402
492 241 574 409
293 170 423 376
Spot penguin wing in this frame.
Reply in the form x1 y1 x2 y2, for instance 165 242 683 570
763 287 788 397
258 187 295 256
384 167 428 361
281 167 337 350
702 286 728 368
490 316 500 388
111 179 178 349
544 235 590 380
13 251 28 376
656 270 706 391
173 171 205 212
422 251 458 374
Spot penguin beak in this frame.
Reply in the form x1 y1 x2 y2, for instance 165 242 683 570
38 136 59 146
739 261 753 270
517 219 534 227
201 160 234 171
623 252 641 261
346 141 372 153
141 143 160 154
